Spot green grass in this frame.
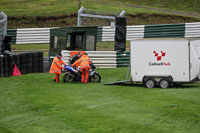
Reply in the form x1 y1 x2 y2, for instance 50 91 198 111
11 44 49 57
1 0 199 17
99 0 200 15
11 42 130 52
0 0 78 17
0 67 200 133
11 44 49 50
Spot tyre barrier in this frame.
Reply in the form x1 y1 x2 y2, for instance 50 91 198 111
0 52 43 78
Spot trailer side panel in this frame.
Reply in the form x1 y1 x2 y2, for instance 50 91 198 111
130 39 190 82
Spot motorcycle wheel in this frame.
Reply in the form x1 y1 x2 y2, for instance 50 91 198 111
63 73 74 83
90 73 101 82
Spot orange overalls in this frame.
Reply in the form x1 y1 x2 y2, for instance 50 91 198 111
72 55 91 84
49 56 66 83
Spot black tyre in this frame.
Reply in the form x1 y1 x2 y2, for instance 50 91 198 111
26 69 32 73
159 79 170 89
25 53 32 58
21 69 26 74
38 63 43 68
13 54 19 60
20 64 26 70
0 73 3 77
63 73 74 83
32 63 38 68
7 65 13 72
32 52 38 58
144 78 156 88
26 58 32 63
6 61 12 66
26 63 32 69
38 68 43 73
19 58 26 64
19 53 25 59
0 67 3 73
0 62 3 68
3 72 8 77
33 68 39 73
7 55 13 61
3 56 7 62
0 56 3 62
90 73 101 82
32 58 38 63
38 58 43 62
37 52 43 57
8 72 12 77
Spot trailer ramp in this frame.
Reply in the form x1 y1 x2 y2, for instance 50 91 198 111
104 80 130 85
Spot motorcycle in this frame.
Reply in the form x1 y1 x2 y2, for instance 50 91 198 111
63 64 101 83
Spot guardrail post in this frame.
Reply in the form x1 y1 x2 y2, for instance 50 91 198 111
77 7 85 26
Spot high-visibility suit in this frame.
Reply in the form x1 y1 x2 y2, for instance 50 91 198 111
69 54 80 65
72 55 91 84
49 56 66 82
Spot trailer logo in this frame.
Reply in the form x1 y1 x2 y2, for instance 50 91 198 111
149 51 170 66
153 51 166 61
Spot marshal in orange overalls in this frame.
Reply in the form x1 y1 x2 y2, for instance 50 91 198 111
49 55 66 83
72 54 91 84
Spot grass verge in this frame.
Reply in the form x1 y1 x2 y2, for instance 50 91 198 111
0 67 200 133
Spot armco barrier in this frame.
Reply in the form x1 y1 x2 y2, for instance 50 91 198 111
7 22 200 44
16 28 51 44
116 51 130 67
144 23 185 38
97 25 144 42
61 50 117 68
7 29 17 44
185 22 200 38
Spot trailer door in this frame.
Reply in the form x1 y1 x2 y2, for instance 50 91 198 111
190 40 200 80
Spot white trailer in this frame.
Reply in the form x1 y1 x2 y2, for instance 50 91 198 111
130 38 200 88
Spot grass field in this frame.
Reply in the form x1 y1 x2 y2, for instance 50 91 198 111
3 0 200 28
1 0 200 17
1 67 200 133
104 0 200 15
11 41 130 52
0 0 163 17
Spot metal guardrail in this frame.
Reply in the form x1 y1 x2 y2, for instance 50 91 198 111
185 22 200 38
7 22 200 44
16 28 51 44
97 25 144 41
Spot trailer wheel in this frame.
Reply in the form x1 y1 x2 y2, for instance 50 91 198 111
144 78 156 88
159 79 170 89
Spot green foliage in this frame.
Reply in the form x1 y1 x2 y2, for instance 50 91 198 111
0 68 200 133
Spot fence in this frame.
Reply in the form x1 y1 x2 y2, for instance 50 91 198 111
7 22 200 44
0 11 7 36
0 11 7 54
7 22 200 68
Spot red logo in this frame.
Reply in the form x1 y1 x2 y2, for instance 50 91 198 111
153 51 166 61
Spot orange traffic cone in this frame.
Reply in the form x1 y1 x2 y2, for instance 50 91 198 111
12 64 21 76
